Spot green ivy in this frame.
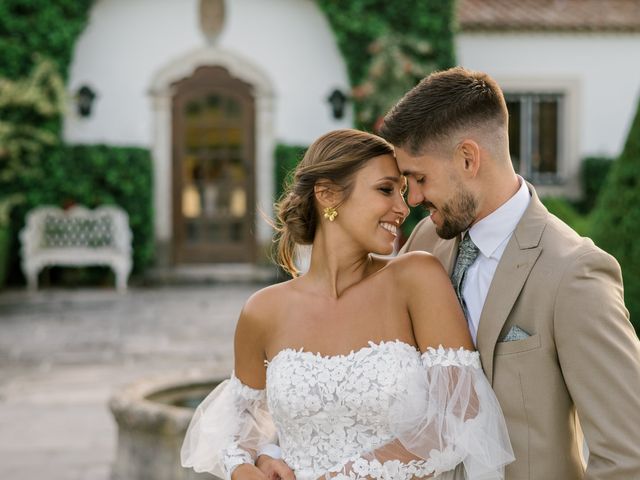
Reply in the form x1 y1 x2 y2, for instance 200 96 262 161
0 56 66 187
10 145 154 277
0 0 93 80
0 1 158 285
0 0 93 139
318 0 455 132
316 0 455 87
591 97 640 333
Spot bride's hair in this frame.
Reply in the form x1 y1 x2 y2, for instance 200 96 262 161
275 129 394 277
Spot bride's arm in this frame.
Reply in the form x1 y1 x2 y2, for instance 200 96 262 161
182 292 279 480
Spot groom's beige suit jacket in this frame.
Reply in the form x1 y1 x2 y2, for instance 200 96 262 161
401 184 640 479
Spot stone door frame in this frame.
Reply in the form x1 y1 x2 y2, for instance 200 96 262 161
149 47 275 266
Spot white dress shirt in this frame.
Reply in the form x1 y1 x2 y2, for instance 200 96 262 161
463 177 530 345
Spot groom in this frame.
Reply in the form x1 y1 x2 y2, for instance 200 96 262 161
379 67 640 479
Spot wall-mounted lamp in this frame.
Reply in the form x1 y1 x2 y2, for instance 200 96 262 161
76 85 97 117
327 89 348 120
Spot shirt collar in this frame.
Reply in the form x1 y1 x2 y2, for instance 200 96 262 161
467 176 530 259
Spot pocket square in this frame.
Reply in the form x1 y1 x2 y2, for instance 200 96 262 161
502 325 531 342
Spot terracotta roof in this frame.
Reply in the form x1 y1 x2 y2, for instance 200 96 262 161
457 0 640 32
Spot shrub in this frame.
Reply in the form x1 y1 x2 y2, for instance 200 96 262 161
591 97 640 333
541 197 591 237
580 156 614 212
275 144 308 201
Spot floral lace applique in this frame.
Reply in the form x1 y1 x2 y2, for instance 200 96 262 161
421 345 481 369
267 341 428 479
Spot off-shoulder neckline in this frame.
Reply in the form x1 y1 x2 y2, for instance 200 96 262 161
265 339 479 366
268 338 416 364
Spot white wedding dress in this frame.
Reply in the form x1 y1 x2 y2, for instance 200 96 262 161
181 340 514 480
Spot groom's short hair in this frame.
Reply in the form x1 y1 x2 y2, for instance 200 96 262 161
379 67 508 155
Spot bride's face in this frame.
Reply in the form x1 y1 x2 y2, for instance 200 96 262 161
337 154 409 255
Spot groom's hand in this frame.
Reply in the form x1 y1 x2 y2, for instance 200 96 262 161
256 455 296 480
231 464 268 480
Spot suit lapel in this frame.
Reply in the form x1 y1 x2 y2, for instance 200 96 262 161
432 235 459 276
476 184 547 384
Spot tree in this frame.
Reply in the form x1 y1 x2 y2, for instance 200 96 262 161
591 94 640 333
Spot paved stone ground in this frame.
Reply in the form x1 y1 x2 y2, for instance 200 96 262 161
0 285 265 480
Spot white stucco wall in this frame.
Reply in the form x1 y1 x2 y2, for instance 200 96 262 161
457 32 640 159
65 0 352 258
64 0 352 147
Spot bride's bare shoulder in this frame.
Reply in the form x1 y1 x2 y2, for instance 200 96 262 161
240 279 297 327
388 251 449 292
389 251 443 273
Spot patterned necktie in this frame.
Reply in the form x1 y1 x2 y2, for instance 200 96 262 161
451 234 480 321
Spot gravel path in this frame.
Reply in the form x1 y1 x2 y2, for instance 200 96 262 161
0 285 264 480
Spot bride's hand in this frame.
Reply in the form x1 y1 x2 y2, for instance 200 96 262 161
256 455 296 480
232 464 268 480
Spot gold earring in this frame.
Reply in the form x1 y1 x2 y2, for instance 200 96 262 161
323 206 338 222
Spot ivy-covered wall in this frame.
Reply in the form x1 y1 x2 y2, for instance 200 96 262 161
0 0 154 283
0 0 94 140
0 0 93 80
317 0 456 86
1 0 456 280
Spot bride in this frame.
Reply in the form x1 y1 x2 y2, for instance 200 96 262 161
181 129 514 480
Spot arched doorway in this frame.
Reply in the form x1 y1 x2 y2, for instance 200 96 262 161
171 66 255 263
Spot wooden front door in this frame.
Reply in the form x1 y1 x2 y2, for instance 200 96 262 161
172 66 255 263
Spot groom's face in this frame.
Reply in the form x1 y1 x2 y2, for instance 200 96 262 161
395 146 477 239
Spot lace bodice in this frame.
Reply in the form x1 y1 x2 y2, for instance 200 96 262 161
267 341 438 479
181 341 513 480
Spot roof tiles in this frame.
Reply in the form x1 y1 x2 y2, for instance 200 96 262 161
458 0 640 32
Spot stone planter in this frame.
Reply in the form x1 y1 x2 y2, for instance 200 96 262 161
109 373 225 480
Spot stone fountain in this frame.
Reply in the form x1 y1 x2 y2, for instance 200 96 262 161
109 372 225 480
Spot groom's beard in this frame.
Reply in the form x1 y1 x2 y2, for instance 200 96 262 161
426 188 477 240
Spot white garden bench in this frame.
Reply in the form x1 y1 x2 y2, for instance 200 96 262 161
19 205 133 292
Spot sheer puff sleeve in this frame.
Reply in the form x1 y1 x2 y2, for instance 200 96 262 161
181 373 277 480
323 347 514 480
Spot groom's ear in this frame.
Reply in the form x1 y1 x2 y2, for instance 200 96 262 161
455 140 481 178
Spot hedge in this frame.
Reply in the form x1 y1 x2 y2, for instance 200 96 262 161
580 156 614 212
591 97 640 333
540 197 591 237
275 144 308 202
